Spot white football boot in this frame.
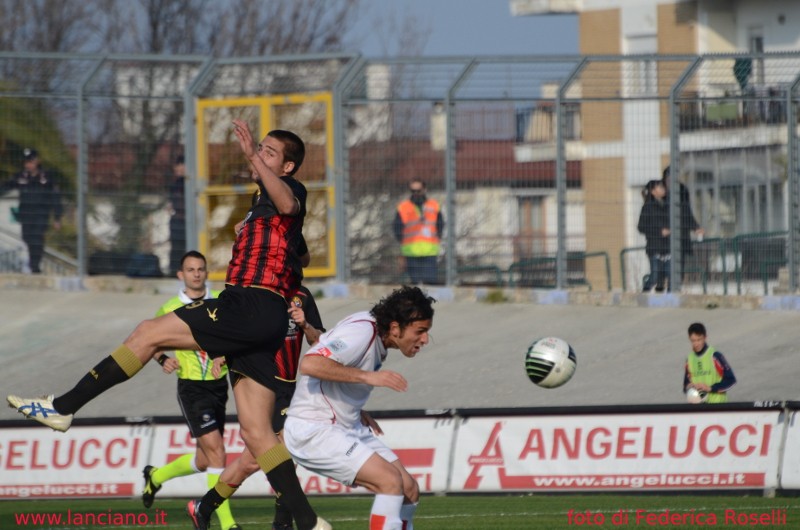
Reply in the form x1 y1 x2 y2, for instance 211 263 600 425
7 394 73 432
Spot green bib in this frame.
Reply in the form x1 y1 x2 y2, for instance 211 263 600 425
687 346 727 403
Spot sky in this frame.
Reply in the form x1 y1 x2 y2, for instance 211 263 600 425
352 0 579 57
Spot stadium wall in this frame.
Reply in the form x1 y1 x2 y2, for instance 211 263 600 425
1 402 797 499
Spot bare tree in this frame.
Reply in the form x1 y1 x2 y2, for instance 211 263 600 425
208 0 361 56
366 3 431 57
98 0 213 54
0 0 102 54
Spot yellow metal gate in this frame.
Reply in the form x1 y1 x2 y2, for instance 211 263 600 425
196 93 335 281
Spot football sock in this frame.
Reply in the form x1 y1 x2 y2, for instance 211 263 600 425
370 494 404 530
208 469 237 529
257 445 317 530
273 495 293 527
400 502 418 530
198 480 238 520
151 454 196 486
53 345 143 414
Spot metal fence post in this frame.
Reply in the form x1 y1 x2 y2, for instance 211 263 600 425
669 57 702 292
788 75 800 293
76 57 106 278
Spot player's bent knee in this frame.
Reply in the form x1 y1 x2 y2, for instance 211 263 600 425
237 425 278 456
403 477 420 503
360 459 404 495
125 320 165 359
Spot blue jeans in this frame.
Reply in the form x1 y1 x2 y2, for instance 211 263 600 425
643 255 671 292
406 256 438 284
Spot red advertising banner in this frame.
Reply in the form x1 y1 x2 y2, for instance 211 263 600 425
450 411 780 492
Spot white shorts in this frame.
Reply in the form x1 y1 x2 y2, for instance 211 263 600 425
283 417 398 486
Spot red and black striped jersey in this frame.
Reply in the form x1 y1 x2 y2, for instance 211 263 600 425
226 176 306 297
276 286 324 381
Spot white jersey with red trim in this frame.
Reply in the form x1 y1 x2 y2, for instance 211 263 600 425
287 311 385 429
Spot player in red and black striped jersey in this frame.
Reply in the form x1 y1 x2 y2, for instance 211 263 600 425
9 121 331 530
194 285 324 530
225 169 307 294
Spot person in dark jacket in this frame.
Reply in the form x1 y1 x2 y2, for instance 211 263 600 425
638 179 671 292
167 155 188 275
662 166 704 280
0 148 62 273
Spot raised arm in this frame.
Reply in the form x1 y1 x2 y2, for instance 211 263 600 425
232 119 298 215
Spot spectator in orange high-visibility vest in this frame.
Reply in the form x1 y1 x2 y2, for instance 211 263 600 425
393 178 444 284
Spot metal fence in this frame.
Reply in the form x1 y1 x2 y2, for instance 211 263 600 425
1 51 800 295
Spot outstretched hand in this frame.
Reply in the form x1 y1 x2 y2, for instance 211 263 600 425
232 119 256 159
366 370 408 392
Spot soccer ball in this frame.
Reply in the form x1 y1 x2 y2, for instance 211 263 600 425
685 387 708 404
524 337 577 388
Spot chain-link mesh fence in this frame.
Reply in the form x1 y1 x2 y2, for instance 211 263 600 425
1 51 800 295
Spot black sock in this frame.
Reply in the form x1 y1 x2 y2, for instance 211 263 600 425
273 495 293 526
266 460 316 530
52 346 143 415
198 481 237 519
199 487 226 519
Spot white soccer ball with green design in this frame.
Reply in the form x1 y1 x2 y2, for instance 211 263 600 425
524 337 577 388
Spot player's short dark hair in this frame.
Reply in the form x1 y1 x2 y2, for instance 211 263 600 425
269 130 305 176
180 250 206 268
371 285 436 337
688 322 706 336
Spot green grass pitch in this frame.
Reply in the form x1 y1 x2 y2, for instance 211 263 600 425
2 494 799 529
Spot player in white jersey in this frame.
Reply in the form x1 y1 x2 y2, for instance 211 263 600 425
284 285 435 530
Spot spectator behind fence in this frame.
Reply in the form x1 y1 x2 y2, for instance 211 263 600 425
0 148 62 274
683 322 736 404
168 155 188 275
393 178 444 284
637 180 671 292
662 166 704 281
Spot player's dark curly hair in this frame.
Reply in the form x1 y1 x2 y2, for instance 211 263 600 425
370 285 436 337
268 130 305 176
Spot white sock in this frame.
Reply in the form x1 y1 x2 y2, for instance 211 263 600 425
400 502 418 529
190 454 201 473
206 466 224 476
370 494 404 530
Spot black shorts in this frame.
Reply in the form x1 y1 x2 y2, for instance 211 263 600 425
174 285 289 390
177 378 229 438
272 386 295 434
